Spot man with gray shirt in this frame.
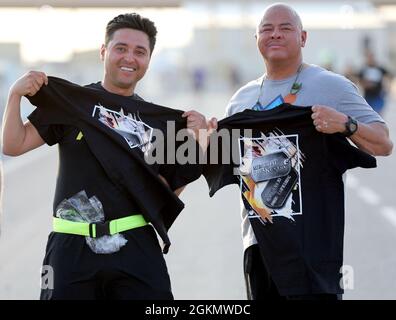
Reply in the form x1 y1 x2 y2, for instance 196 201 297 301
226 3 393 300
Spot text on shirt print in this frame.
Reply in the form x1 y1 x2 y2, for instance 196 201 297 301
92 104 153 153
238 130 305 225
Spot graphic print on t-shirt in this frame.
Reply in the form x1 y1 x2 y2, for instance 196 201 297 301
238 130 304 225
92 104 153 152
253 94 284 111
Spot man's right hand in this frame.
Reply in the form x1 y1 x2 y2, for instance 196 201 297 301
10 71 48 98
2 71 47 156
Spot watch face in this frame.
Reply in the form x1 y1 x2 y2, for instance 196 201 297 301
344 117 358 136
348 118 358 134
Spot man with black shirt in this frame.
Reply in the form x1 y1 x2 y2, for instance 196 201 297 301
2 13 208 300
215 3 393 300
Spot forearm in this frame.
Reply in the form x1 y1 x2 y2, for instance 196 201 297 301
2 93 26 155
312 105 393 157
174 186 185 197
158 174 185 197
350 122 393 156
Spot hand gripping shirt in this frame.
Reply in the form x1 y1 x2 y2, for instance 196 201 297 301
27 77 202 253
203 104 376 295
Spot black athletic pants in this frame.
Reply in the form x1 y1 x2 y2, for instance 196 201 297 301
40 225 173 300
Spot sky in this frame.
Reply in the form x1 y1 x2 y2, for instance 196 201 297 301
0 7 194 63
0 1 392 64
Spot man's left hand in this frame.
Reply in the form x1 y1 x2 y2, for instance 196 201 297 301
182 110 217 150
182 110 217 137
311 105 348 134
182 110 207 136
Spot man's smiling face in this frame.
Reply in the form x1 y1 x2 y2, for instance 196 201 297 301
101 28 151 95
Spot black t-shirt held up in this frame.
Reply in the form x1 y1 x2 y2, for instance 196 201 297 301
29 82 144 221
203 104 377 295
27 77 201 253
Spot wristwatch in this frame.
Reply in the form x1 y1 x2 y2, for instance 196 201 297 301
342 115 358 137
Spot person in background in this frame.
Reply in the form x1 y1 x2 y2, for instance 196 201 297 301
358 51 392 115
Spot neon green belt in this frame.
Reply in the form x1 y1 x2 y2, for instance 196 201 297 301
53 215 148 238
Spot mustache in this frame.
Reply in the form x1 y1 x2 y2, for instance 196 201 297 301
266 41 285 46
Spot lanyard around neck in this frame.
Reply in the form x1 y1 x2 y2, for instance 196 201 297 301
257 63 304 106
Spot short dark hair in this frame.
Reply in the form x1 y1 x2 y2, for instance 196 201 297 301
105 13 157 54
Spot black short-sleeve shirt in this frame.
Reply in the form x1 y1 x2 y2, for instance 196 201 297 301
28 82 143 220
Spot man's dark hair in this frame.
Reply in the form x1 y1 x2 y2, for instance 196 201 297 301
105 13 157 54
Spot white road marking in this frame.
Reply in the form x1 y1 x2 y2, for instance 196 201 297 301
356 186 381 206
347 174 396 228
381 207 396 228
346 174 359 189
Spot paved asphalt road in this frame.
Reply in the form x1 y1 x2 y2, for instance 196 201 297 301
0 91 395 300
